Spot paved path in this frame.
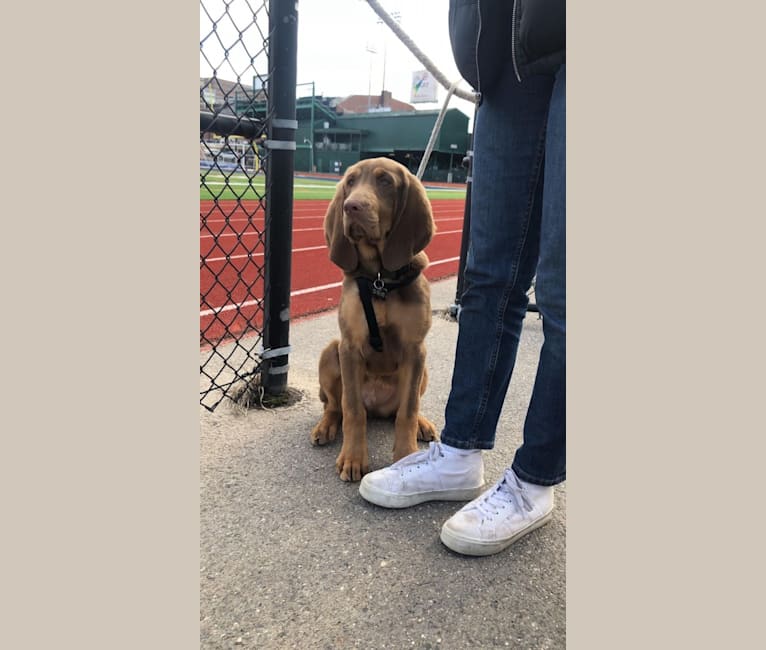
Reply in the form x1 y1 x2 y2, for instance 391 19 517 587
200 277 566 649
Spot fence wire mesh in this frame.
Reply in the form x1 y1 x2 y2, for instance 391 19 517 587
200 0 274 411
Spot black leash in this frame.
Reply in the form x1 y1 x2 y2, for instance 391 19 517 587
355 267 420 352
356 276 384 352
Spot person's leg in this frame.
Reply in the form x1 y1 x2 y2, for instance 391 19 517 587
511 64 566 486
440 65 566 555
440 66 554 450
359 62 556 509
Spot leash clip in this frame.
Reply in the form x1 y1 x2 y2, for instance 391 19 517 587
371 273 387 299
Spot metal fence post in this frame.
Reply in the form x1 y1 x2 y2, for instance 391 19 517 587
454 147 472 306
451 105 476 317
262 0 299 395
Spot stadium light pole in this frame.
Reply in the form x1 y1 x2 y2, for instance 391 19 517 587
303 138 314 173
366 44 377 111
376 11 400 96
296 80 315 172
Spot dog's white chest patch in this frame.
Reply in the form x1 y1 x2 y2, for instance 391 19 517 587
361 377 397 412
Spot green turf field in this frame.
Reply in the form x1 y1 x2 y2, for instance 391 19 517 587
200 172 467 201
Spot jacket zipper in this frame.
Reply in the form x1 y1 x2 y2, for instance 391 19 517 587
475 0 483 93
511 0 522 82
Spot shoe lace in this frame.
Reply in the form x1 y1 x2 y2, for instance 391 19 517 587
388 441 444 472
475 469 533 519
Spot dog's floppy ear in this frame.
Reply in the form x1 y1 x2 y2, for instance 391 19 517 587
381 169 435 271
323 178 358 272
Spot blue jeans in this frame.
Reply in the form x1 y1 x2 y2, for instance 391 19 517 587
441 64 566 486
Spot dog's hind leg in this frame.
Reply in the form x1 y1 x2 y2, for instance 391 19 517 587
416 366 438 441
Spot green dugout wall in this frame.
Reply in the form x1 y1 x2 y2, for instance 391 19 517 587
293 98 471 182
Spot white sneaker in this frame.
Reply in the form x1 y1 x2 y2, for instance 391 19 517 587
440 468 555 556
359 441 486 508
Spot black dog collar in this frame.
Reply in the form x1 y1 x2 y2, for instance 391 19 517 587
355 266 421 352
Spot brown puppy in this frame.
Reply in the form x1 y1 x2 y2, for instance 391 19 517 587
311 158 438 481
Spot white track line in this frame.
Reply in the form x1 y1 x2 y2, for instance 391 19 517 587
202 230 464 263
201 180 466 193
201 213 464 225
200 257 461 317
428 256 460 266
200 218 465 240
203 244 326 262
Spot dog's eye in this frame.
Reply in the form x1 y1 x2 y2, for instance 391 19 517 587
377 175 392 186
346 177 355 188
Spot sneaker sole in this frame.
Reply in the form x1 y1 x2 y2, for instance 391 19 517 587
359 481 486 509
439 511 554 556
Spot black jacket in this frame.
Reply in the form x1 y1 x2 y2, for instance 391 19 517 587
449 0 565 93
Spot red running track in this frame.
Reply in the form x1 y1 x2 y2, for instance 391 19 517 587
200 198 465 344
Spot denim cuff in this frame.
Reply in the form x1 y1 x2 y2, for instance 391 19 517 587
511 461 565 487
439 431 494 451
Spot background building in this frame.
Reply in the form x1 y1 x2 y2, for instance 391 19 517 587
202 78 471 183
298 94 470 182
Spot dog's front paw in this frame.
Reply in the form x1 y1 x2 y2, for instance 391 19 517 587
417 415 439 442
311 412 340 446
335 449 370 482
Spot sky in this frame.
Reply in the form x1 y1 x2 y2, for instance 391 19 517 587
200 0 475 122
296 0 475 119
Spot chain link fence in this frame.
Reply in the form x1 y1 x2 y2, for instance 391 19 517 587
200 0 297 411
